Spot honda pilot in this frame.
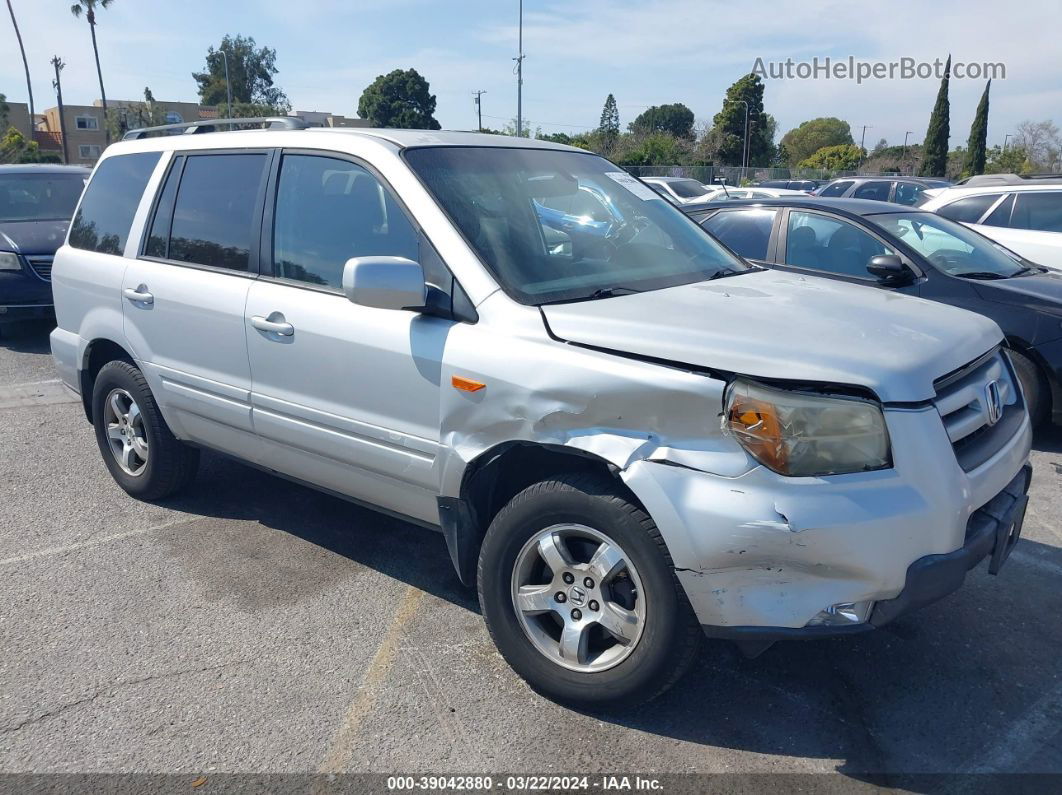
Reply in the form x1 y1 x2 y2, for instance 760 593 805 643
50 119 1032 706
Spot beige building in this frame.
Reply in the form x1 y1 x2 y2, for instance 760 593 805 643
3 100 35 138
291 110 370 129
17 99 369 166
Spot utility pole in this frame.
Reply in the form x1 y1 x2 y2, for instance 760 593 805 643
902 131 913 174
51 56 69 165
858 124 871 171
513 0 525 137
472 90 486 132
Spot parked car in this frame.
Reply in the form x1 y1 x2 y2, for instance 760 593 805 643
756 179 823 192
709 187 809 201
640 176 715 205
52 120 1031 707
0 164 90 326
689 196 1062 425
816 176 951 206
918 175 1062 271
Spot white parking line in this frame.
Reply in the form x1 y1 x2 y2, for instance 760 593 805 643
0 516 200 566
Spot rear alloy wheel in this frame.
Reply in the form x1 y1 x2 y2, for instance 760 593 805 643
478 473 700 707
92 360 199 500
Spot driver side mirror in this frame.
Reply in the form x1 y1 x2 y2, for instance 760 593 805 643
342 256 427 311
866 254 914 286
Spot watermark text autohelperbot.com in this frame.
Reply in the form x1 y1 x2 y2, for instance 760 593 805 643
753 56 1005 83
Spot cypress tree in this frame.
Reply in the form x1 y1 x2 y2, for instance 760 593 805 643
919 55 951 177
965 79 991 177
598 93 619 153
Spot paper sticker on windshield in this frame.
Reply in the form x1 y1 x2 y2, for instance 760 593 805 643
604 171 661 202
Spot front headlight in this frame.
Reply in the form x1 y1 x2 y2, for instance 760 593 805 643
0 251 22 271
724 379 891 476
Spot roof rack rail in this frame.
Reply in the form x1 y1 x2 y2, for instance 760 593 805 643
956 172 1062 187
122 116 309 141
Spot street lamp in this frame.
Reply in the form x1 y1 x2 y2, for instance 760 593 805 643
858 124 871 172
218 48 232 121
1003 133 1013 151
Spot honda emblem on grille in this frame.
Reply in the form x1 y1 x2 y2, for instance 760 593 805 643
985 380 1003 426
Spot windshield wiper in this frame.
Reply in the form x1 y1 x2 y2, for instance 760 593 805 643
705 267 745 281
955 271 1008 280
1013 265 1046 276
584 286 644 300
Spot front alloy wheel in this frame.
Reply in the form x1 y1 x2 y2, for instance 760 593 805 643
512 524 645 672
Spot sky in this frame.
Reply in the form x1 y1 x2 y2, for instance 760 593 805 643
3 0 1060 150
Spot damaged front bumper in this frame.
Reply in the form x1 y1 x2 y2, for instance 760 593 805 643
621 404 1032 641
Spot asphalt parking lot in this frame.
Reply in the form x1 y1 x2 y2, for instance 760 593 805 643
1 318 1060 786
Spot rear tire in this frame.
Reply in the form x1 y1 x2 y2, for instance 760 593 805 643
1010 349 1049 427
478 472 700 708
91 360 199 499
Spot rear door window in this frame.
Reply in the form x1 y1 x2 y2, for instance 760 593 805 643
1010 192 1062 232
701 209 778 260
894 182 927 206
69 152 160 254
166 153 269 271
936 193 1001 224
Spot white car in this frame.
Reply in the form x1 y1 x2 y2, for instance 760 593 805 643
919 175 1062 271
707 187 809 201
640 176 716 206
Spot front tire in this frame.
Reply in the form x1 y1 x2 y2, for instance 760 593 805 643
1010 349 1049 427
91 360 199 499
478 473 700 708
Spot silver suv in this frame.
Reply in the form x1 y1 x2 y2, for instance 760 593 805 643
50 119 1033 706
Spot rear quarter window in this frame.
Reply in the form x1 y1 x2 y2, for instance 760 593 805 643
69 152 161 255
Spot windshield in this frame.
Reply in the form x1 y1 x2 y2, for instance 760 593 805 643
667 179 710 199
405 147 746 304
0 173 86 223
868 212 1025 278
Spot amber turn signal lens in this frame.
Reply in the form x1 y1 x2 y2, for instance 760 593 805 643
452 375 486 392
727 395 788 472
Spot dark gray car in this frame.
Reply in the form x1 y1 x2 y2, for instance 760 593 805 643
816 176 951 206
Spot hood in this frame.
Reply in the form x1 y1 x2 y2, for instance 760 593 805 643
973 269 1062 307
0 219 70 255
542 270 1003 403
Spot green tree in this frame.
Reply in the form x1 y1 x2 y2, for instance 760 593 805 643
712 73 772 166
598 93 619 153
919 55 951 177
799 143 863 171
106 86 169 140
612 132 691 166
0 126 59 164
70 0 115 143
0 93 8 130
357 68 440 130
779 117 853 165
963 80 991 177
985 144 1029 174
193 34 290 113
629 103 695 139
538 131 572 145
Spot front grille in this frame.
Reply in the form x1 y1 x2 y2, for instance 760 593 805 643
25 255 54 282
933 348 1024 472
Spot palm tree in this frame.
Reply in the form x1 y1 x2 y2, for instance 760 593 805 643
70 0 114 143
6 0 34 126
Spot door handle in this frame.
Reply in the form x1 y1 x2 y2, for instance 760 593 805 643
123 285 154 305
251 314 294 336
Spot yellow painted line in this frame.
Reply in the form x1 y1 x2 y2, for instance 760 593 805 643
318 585 424 774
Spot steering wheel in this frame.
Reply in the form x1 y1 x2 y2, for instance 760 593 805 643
927 249 969 269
